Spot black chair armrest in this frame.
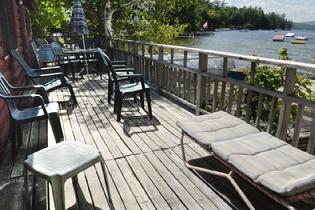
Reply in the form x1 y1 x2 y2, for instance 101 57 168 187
9 85 49 104
112 64 128 69
114 68 135 73
112 61 127 65
31 72 67 84
2 94 49 117
33 66 63 74
120 74 145 89
31 72 64 79
118 73 143 79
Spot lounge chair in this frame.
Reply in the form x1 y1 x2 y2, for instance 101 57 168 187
10 49 77 104
177 111 315 210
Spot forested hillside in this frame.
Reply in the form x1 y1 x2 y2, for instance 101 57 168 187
32 0 292 43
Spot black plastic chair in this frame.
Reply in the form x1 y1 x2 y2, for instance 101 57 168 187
98 50 152 122
10 49 77 104
0 73 64 159
97 48 135 104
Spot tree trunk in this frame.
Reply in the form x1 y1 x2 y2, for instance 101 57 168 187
103 0 140 38
104 1 115 38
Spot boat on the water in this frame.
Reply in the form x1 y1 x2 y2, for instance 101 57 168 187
177 32 195 39
295 36 308 40
194 31 215 36
291 41 306 45
285 32 295 37
272 34 285 41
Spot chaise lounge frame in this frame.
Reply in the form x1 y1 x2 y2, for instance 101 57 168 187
180 130 315 210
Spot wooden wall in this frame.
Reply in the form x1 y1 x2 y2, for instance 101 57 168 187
0 0 33 158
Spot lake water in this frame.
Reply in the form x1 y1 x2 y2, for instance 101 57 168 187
176 29 315 64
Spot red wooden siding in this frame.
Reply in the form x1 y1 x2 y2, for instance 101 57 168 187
0 0 33 158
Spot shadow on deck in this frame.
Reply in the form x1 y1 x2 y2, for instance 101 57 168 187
1 76 313 210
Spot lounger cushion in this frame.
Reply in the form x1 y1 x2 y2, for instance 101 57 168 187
176 111 259 147
212 132 315 196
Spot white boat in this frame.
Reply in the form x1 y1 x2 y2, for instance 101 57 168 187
285 32 295 37
272 34 285 42
295 36 308 40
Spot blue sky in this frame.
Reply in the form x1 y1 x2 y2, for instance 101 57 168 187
225 0 315 22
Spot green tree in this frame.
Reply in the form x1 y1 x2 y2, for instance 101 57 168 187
32 0 72 37
207 9 220 29
31 0 292 42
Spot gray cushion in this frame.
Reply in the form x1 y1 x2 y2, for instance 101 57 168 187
176 111 259 147
212 132 287 161
213 132 315 195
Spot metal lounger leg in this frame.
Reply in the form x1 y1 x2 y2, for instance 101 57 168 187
180 131 255 210
100 157 113 208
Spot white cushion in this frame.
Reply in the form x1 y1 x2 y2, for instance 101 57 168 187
176 111 259 147
213 132 315 195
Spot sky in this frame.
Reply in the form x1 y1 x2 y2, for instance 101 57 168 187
225 0 315 22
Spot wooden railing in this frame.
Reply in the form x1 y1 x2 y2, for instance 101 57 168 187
108 39 315 154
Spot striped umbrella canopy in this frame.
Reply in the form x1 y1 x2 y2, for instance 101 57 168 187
71 0 89 35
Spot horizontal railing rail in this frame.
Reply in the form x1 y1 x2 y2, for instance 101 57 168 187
114 39 315 72
108 39 315 154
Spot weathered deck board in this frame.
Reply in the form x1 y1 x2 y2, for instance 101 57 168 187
2 76 314 210
0 119 47 210
47 77 310 210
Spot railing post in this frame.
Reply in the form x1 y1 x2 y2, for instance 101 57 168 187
149 46 153 84
307 112 315 154
276 67 297 140
132 42 139 73
157 46 164 91
171 49 174 64
141 44 145 78
219 57 228 110
127 42 132 65
183 51 188 68
113 40 118 60
183 51 188 100
245 62 256 122
196 52 208 115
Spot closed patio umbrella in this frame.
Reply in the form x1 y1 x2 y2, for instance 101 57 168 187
71 0 89 75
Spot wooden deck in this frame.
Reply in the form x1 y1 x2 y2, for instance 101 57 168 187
2 76 314 209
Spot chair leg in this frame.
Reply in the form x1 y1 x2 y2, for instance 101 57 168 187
140 92 144 109
17 124 23 146
10 120 17 160
63 64 68 77
67 84 77 105
49 114 64 142
146 90 152 120
71 62 76 81
50 176 66 210
108 80 113 104
116 94 123 122
72 175 78 186
23 169 31 210
97 59 102 79
100 157 113 206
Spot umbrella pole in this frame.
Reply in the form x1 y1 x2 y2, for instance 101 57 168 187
82 34 89 75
